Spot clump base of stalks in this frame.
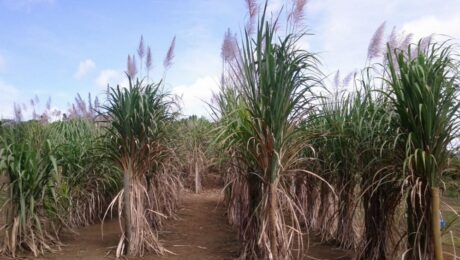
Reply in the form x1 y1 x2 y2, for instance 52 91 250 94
104 163 182 257
0 203 63 257
145 166 183 230
335 179 359 249
404 179 435 260
224 168 306 260
224 164 251 243
311 181 337 242
66 189 113 228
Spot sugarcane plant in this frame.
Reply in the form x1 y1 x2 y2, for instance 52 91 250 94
0 122 65 257
213 85 253 241
49 119 121 228
175 116 213 193
215 5 322 258
102 76 176 257
341 78 405 260
385 41 460 260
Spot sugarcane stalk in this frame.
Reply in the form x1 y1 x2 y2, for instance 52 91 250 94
432 187 443 260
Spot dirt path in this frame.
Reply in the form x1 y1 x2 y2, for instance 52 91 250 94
36 190 238 260
31 190 351 260
150 190 239 260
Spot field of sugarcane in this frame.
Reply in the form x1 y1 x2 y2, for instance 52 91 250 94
1 0 460 259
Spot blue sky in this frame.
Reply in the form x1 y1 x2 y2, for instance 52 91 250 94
1 0 459 119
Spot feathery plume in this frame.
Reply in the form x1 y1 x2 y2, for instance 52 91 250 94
419 34 433 54
95 96 100 110
132 55 138 77
30 96 39 120
138 35 145 60
343 71 355 87
388 26 400 50
13 103 22 122
245 0 257 34
46 97 51 110
384 27 403 70
70 104 77 119
127 55 132 77
88 92 93 115
146 46 153 71
221 28 238 63
367 21 386 60
246 0 257 20
291 0 308 27
106 85 110 98
400 33 413 50
127 54 137 78
138 35 145 74
75 93 87 115
334 70 340 88
163 36 176 69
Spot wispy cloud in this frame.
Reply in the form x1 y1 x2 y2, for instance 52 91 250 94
401 14 460 40
305 0 460 75
74 59 96 79
171 76 219 117
95 69 126 89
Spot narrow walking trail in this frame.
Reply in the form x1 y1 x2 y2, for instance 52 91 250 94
37 189 351 260
152 190 239 259
40 190 239 260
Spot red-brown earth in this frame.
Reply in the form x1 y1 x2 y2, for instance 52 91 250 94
20 190 351 260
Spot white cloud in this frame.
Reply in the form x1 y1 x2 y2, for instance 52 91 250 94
402 15 460 40
171 76 219 117
172 46 221 81
95 69 127 89
304 0 460 76
0 80 19 119
74 59 96 79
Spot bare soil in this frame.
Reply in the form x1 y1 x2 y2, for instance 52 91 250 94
36 190 238 260
5 190 351 260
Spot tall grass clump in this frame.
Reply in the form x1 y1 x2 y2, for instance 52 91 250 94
174 116 213 193
213 86 252 240
312 70 406 258
103 76 179 257
0 122 65 257
0 95 120 257
385 41 460 260
50 119 121 227
352 85 405 260
216 4 322 258
318 91 362 249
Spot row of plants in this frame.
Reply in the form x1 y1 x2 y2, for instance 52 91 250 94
0 36 186 258
216 1 460 259
0 118 120 257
